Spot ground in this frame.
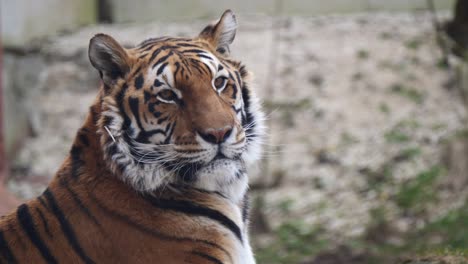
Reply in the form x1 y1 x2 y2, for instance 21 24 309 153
6 12 468 263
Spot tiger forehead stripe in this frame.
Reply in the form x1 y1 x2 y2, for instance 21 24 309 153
198 53 219 76
151 62 173 86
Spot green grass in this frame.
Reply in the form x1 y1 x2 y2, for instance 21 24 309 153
357 49 370 60
385 130 410 143
419 204 468 250
395 166 444 211
384 119 421 144
341 132 360 146
256 221 329 264
395 147 422 162
390 83 425 104
401 201 468 262
379 102 391 114
405 38 423 50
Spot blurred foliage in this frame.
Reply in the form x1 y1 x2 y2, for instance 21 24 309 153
256 220 329 264
254 164 468 263
390 83 426 104
395 166 444 212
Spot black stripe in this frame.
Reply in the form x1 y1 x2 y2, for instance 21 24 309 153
145 196 243 242
177 43 200 48
144 91 152 104
43 189 95 264
149 48 163 63
128 97 143 130
241 86 255 139
231 83 238 99
173 62 181 86
59 180 103 230
148 45 177 62
129 66 143 80
70 145 84 179
35 208 52 238
154 79 165 87
152 51 173 69
37 196 50 211
192 251 224 264
129 97 165 144
106 143 118 157
134 74 144 89
157 116 169 124
235 72 243 87
88 193 234 263
17 204 57 264
199 62 213 77
177 54 193 75
190 60 204 75
0 230 17 264
197 54 213 60
90 104 100 127
156 62 168 75
102 115 114 128
116 84 133 134
163 121 176 144
182 49 207 54
78 130 90 147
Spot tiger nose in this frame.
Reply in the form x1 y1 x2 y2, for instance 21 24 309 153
198 126 233 144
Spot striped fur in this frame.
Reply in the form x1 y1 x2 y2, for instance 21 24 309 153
0 10 263 264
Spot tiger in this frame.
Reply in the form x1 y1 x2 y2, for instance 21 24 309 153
0 10 265 264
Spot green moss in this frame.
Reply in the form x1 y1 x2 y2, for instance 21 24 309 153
357 49 370 60
385 130 410 143
263 98 313 111
420 205 468 250
396 147 422 161
340 132 360 146
379 102 391 114
390 83 425 104
395 166 444 211
405 38 423 50
256 221 329 264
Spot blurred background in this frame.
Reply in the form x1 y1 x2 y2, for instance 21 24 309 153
1 0 468 263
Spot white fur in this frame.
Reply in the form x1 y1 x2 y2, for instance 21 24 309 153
218 10 238 47
99 76 264 203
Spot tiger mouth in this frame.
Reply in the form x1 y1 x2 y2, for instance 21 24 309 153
213 150 228 161
164 154 238 183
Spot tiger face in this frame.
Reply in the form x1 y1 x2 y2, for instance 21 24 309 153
89 10 264 202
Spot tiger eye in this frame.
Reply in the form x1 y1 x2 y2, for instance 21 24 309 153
214 77 227 90
157 89 177 102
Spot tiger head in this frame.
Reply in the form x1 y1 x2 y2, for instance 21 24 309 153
88 10 264 202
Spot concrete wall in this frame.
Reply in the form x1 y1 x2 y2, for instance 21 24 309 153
0 0 456 45
110 0 456 23
1 0 96 47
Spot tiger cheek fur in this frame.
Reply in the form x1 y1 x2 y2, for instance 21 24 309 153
0 10 263 264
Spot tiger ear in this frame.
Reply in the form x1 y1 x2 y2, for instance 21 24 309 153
199 10 237 56
88 34 130 85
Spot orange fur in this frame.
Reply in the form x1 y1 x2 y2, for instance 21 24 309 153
0 10 262 264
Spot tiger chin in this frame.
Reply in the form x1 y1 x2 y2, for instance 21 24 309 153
0 10 264 264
